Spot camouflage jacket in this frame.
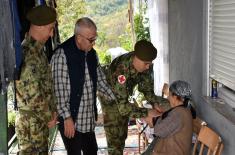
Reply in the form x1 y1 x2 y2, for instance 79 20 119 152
16 33 57 115
105 52 166 118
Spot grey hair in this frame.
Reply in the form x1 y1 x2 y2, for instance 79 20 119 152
169 80 192 100
74 17 97 35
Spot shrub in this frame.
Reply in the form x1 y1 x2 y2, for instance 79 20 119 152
8 111 16 127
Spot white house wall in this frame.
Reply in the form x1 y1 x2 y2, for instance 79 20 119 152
168 0 235 154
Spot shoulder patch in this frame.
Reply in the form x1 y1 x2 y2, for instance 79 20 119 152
118 75 126 84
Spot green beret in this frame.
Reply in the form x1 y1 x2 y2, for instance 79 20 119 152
134 40 157 61
27 5 56 26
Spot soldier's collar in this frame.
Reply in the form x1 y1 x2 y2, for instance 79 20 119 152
25 33 44 50
129 58 138 76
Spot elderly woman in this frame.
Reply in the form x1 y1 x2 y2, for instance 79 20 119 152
143 80 196 155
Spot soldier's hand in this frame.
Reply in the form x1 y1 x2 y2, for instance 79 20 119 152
153 104 164 113
147 109 161 118
47 112 58 128
143 116 154 128
64 117 75 139
145 109 162 128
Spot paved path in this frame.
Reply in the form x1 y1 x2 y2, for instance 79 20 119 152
52 125 142 155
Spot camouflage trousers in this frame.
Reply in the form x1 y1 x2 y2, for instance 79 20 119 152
15 110 49 155
99 96 129 155
104 120 128 155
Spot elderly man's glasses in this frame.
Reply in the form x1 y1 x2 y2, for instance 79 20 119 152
79 33 97 44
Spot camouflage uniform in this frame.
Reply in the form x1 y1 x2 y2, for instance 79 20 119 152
99 52 169 155
15 33 57 155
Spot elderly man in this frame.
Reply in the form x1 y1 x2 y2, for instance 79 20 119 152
51 17 115 155
99 40 170 155
15 5 57 155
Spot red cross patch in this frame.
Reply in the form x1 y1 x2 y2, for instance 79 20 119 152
118 75 126 84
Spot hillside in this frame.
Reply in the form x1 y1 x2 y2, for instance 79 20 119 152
56 0 132 63
57 0 131 48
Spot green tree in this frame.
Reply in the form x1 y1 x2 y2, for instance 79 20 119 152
56 0 86 42
134 0 150 41
95 47 111 65
56 0 132 64
134 14 150 41
118 23 133 51
96 31 107 47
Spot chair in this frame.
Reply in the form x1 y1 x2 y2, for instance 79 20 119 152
136 119 149 153
193 117 206 135
192 124 224 155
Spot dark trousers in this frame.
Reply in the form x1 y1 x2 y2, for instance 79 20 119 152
58 119 98 155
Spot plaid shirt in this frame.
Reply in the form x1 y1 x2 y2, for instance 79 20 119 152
51 48 115 133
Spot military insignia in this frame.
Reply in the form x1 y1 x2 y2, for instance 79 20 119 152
118 75 126 84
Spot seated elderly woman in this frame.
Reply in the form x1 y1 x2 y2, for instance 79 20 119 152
143 80 196 155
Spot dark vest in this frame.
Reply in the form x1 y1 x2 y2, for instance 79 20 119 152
60 35 98 121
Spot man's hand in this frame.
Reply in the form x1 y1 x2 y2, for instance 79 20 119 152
64 117 75 139
47 112 58 128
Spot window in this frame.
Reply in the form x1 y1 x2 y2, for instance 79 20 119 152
208 0 235 108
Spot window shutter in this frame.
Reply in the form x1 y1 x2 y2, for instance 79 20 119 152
209 0 235 90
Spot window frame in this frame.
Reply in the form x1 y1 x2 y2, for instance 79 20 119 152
205 0 235 108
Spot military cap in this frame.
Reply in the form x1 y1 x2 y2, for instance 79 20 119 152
134 40 157 61
27 5 56 26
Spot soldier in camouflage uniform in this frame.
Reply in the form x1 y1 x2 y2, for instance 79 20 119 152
15 5 57 155
99 40 170 155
